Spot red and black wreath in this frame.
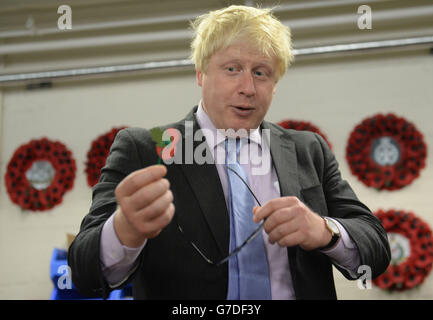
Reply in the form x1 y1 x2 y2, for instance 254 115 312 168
373 209 433 291
278 119 332 150
5 138 76 211
346 113 427 190
85 127 126 187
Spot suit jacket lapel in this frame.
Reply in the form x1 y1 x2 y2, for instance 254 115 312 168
263 121 301 199
262 121 302 296
176 107 230 257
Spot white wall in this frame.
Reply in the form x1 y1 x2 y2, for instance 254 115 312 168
0 52 432 299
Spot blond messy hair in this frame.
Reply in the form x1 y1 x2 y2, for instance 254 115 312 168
190 5 293 81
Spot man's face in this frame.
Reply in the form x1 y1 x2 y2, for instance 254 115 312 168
197 41 278 131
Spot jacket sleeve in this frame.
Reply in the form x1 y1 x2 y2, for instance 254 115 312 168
67 128 155 298
314 133 391 280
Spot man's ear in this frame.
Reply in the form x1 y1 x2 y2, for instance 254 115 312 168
196 69 203 87
273 86 277 95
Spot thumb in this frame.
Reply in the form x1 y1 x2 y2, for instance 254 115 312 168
253 206 260 222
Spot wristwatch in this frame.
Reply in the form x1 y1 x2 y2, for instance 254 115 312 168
319 217 341 251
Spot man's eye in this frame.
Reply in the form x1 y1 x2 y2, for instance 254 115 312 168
227 67 236 72
255 70 267 77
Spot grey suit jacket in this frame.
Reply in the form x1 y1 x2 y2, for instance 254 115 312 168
68 106 391 299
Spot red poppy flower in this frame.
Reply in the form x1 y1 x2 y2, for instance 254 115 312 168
413 254 432 269
374 270 394 289
390 265 406 286
151 127 180 164
381 212 399 230
404 272 423 288
365 171 384 189
160 128 179 161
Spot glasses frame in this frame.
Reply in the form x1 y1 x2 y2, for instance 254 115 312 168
176 166 265 267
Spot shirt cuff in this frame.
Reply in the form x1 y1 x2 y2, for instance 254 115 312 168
100 213 146 286
319 218 360 277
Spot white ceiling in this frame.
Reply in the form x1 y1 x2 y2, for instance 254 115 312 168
1 0 432 43
0 0 432 81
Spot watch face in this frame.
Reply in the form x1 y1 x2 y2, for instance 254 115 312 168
326 218 340 235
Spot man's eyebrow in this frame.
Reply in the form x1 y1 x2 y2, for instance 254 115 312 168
219 58 241 65
219 58 274 69
255 62 274 70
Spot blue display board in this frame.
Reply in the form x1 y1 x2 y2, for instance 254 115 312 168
50 248 132 300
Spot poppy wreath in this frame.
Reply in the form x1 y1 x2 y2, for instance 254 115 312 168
346 113 427 190
277 119 332 150
373 209 433 291
85 127 127 187
5 138 76 211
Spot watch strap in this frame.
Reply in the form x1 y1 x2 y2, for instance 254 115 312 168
318 218 340 251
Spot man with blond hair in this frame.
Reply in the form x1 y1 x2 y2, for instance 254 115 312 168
69 5 390 300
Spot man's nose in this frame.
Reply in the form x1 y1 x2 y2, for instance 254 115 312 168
238 72 256 97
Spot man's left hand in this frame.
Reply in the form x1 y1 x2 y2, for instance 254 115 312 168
253 196 332 251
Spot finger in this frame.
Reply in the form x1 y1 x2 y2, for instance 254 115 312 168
139 203 175 239
253 206 260 216
263 206 295 234
116 165 167 198
135 190 173 222
277 230 305 248
126 178 170 212
254 196 299 223
267 220 298 244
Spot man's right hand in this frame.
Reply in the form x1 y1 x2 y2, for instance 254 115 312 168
113 165 175 248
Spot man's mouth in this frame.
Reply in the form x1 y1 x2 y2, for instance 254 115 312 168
231 105 255 117
234 105 253 110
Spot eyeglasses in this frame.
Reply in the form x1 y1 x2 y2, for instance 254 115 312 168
176 166 265 267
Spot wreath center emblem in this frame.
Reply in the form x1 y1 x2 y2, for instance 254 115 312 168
388 232 411 265
25 160 55 190
371 136 401 166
